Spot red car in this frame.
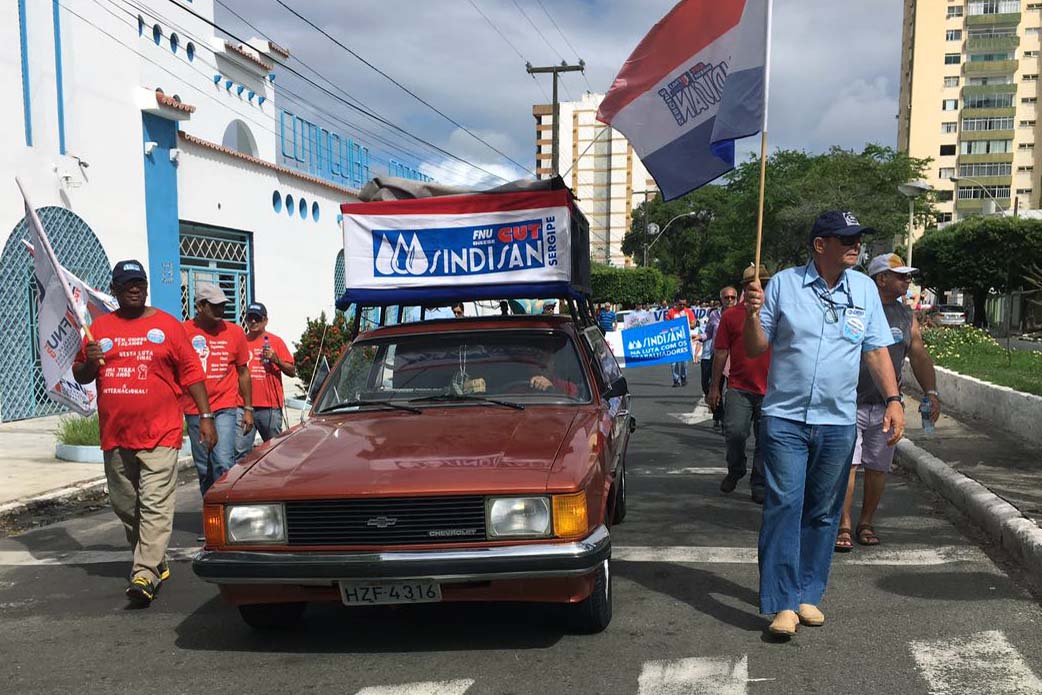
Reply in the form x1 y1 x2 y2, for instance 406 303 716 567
193 314 632 633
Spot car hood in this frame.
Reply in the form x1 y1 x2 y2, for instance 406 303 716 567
225 405 584 501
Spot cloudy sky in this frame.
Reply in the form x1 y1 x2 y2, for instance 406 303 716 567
218 0 904 187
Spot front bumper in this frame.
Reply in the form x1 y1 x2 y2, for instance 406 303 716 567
192 525 610 585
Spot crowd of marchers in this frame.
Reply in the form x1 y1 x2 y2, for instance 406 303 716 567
73 262 295 607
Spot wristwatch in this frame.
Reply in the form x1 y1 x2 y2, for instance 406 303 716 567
926 389 940 398
200 413 215 420
243 406 254 412
884 395 904 407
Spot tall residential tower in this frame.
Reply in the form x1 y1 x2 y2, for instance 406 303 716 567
899 0 1042 225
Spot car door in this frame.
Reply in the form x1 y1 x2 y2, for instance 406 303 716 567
582 327 630 479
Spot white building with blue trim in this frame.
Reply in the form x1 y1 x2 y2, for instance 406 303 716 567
0 0 433 422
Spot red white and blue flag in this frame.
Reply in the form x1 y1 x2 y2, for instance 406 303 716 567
597 0 771 200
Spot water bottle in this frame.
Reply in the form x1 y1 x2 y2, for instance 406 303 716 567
919 396 935 435
261 335 271 365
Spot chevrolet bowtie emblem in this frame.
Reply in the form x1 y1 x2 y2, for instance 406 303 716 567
366 516 398 528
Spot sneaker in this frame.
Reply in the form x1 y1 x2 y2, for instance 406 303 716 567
157 561 171 582
720 474 741 493
751 489 766 505
125 576 157 607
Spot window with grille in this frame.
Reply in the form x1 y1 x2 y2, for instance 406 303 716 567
959 162 1013 176
948 6 964 17
967 1 1021 15
945 53 962 65
179 223 253 326
957 185 1011 198
962 117 1015 130
964 93 1016 108
944 76 961 88
969 27 1018 38
960 139 1013 153
942 122 958 133
947 29 963 41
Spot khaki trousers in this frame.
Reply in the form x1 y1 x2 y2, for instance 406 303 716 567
103 446 179 583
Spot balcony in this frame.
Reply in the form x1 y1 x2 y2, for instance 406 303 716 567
966 36 1020 52
961 107 1017 117
955 197 1010 211
962 83 1018 96
960 128 1015 140
966 12 1022 27
958 152 1015 163
964 59 1019 75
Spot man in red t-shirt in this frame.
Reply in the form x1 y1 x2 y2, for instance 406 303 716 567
73 260 216 607
182 283 252 494
236 301 296 460
709 265 773 504
665 298 696 386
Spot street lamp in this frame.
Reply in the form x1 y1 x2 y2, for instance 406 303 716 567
949 175 1007 217
643 211 702 266
897 180 933 269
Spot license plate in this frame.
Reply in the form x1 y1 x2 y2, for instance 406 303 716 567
339 580 442 606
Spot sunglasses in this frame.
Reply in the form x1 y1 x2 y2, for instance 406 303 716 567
245 315 264 322
722 295 738 301
836 234 863 247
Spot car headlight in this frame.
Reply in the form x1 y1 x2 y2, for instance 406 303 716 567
226 504 286 544
487 497 551 538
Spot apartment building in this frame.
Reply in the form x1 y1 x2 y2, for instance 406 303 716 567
898 0 1042 226
532 92 658 267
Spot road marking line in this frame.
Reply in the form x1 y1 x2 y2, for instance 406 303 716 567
910 630 1042 694
638 656 748 694
669 405 716 426
354 681 474 695
631 467 730 476
614 545 989 566
0 544 988 568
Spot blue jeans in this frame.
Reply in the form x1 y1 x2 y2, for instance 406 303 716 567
671 360 688 384
186 408 238 495
235 407 284 461
758 416 856 614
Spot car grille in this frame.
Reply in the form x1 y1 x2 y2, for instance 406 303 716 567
284 496 487 546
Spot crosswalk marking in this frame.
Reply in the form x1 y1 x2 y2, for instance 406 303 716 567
631 467 730 476
0 544 989 568
910 630 1042 694
668 404 716 426
637 656 748 694
354 681 474 695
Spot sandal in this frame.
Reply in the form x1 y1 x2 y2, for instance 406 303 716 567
834 527 853 553
856 524 880 546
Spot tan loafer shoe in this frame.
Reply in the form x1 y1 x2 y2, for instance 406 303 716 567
768 610 799 636
798 604 825 627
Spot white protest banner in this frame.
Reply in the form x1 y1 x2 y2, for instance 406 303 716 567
17 179 114 415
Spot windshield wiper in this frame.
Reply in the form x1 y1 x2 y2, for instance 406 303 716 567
319 399 422 415
409 392 525 410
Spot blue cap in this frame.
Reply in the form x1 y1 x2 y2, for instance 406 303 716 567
246 302 267 319
112 260 147 285
810 210 876 240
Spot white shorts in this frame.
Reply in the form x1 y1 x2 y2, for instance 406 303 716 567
851 402 896 473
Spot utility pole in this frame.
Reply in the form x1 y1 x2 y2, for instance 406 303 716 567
633 190 658 266
527 60 585 176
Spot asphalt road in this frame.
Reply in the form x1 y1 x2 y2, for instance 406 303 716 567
3 368 1042 694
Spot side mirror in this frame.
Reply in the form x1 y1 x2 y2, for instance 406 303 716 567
604 377 628 400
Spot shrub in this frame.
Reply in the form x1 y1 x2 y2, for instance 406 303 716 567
55 414 100 446
591 264 676 305
293 311 353 388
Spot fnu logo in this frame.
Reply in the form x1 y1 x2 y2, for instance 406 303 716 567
372 216 558 278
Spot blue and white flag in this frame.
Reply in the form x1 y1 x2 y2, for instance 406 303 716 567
621 318 693 368
597 0 771 200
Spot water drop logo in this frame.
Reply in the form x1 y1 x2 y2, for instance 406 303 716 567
375 232 430 276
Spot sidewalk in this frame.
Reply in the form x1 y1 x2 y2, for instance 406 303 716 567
0 407 307 515
896 393 1042 586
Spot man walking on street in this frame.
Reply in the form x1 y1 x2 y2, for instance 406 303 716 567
597 303 617 334
73 260 216 606
835 254 941 551
183 283 253 494
667 298 695 386
710 268 771 503
743 211 905 637
237 302 296 461
702 286 737 428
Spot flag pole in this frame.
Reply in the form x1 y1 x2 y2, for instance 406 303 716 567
753 0 774 275
15 178 102 360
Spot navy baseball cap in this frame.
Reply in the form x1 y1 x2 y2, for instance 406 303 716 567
245 302 267 319
810 211 876 240
111 260 147 285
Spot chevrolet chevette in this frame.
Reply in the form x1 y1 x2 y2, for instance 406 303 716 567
193 313 632 633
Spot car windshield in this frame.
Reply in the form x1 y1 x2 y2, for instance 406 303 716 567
315 330 592 411
939 305 964 313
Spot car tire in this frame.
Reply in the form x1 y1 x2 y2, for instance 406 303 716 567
238 602 307 629
566 560 612 634
611 461 627 524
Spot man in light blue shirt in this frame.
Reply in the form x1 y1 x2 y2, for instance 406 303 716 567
742 210 905 637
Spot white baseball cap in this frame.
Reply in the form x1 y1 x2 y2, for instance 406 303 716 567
867 253 917 277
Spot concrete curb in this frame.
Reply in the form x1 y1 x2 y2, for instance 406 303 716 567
895 439 1042 585
0 456 195 519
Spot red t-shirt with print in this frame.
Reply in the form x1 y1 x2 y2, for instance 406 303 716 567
714 303 771 395
76 309 204 451
245 332 294 408
181 319 249 414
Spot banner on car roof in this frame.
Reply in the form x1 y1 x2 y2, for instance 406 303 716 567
338 190 587 306
620 317 694 368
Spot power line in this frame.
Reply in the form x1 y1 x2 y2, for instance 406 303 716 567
510 0 573 101
270 0 533 176
163 0 512 183
534 0 593 92
466 0 550 103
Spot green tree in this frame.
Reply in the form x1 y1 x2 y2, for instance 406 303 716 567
590 264 676 305
914 216 1042 326
293 311 352 387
